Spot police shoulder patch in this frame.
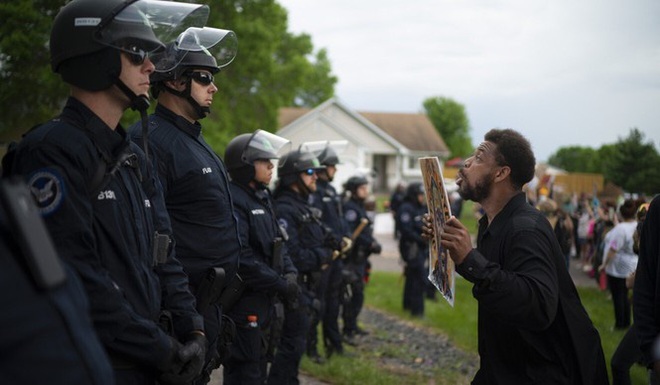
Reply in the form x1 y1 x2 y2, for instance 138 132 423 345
28 168 66 216
345 209 357 222
400 212 411 223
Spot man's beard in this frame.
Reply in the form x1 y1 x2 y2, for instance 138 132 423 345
458 174 493 203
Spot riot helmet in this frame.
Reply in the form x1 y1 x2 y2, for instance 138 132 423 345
225 130 291 187
405 182 425 202
343 175 369 196
151 27 238 119
50 0 210 103
277 148 325 190
300 140 348 166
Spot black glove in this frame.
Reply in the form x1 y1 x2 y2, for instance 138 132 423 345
282 277 300 304
282 273 300 310
323 232 341 250
370 241 382 255
159 332 207 385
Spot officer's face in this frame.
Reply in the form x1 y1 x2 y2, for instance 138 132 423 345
325 165 337 180
300 170 318 192
355 184 369 200
189 70 218 109
254 159 274 185
118 52 154 101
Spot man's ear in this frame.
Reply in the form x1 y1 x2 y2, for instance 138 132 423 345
494 166 511 182
165 79 186 92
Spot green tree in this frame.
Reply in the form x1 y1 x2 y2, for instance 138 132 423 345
1 0 337 153
179 0 337 152
422 96 473 158
604 128 660 195
0 0 67 141
547 146 602 173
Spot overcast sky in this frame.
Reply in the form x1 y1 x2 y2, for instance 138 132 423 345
279 0 660 161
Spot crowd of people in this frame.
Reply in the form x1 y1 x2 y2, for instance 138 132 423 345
3 1 660 385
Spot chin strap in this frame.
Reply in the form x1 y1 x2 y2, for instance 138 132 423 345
115 79 152 176
162 80 208 120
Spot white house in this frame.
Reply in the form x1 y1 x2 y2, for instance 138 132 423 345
276 97 449 193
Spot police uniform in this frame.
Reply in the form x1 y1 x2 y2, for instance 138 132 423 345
268 188 333 384
129 104 241 373
4 98 203 382
311 178 349 355
0 185 114 385
342 196 379 336
224 182 297 385
397 196 428 317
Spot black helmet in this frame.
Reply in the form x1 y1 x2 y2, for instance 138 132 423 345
300 140 348 166
277 148 324 187
405 182 425 201
225 130 290 185
343 175 369 194
150 27 237 118
50 0 209 91
151 27 238 82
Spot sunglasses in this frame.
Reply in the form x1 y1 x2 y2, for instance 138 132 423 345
120 44 149 65
303 169 316 176
189 71 215 86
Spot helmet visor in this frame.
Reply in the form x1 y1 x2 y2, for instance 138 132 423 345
300 140 348 164
153 27 238 72
96 0 210 54
244 130 292 166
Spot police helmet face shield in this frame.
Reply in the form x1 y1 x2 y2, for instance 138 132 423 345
152 27 238 73
278 149 325 176
242 130 291 166
98 0 210 56
301 140 348 166
50 0 210 74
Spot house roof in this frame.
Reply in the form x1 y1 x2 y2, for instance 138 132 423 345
278 105 448 154
358 111 448 153
278 107 311 128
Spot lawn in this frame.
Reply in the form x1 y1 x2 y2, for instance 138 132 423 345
301 200 646 383
300 270 647 384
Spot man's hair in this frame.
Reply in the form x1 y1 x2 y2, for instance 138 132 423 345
484 128 536 190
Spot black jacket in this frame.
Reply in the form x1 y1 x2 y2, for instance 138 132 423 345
4 98 201 369
129 105 241 288
456 193 608 385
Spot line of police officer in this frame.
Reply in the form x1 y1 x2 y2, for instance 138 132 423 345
0 1 383 384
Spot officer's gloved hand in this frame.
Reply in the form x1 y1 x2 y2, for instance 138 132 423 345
370 241 382 255
159 332 207 385
282 273 300 310
324 232 341 250
282 277 301 304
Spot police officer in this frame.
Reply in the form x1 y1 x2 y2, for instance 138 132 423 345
223 130 300 384
397 182 429 317
268 148 336 384
2 1 208 384
129 27 241 383
306 141 352 358
0 178 113 385
342 175 382 343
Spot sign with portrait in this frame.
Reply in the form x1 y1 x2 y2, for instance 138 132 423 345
419 157 455 306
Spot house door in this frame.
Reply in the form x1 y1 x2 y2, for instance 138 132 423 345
372 154 388 193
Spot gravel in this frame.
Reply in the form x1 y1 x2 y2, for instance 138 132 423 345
350 306 478 381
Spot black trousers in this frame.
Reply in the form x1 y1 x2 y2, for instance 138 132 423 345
607 275 631 329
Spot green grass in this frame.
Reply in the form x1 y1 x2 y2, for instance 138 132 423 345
300 199 647 383
301 273 647 384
